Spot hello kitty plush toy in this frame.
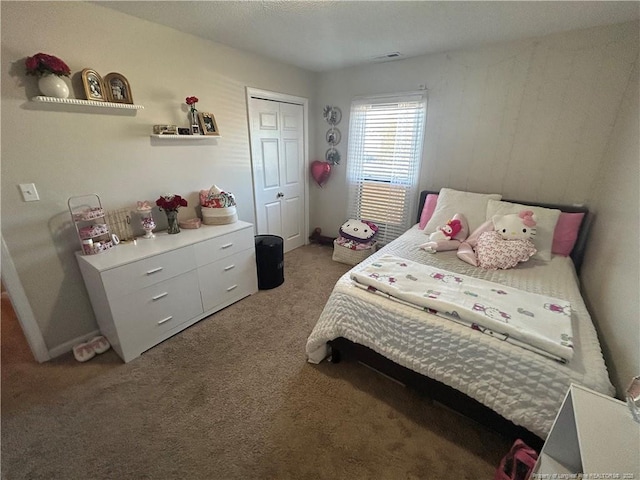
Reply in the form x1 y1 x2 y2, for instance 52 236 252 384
336 219 378 250
493 210 537 241
459 210 538 270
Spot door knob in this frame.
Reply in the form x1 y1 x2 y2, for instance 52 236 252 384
277 192 284 198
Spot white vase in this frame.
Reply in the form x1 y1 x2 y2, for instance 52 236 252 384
38 75 69 99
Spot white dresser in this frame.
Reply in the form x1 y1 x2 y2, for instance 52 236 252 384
76 221 258 362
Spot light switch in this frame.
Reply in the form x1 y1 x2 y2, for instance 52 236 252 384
19 183 40 202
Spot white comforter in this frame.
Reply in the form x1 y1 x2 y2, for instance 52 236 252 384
306 225 614 438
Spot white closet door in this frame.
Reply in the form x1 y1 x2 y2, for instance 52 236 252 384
249 97 305 253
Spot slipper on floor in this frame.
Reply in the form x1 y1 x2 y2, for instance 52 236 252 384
73 342 96 362
89 335 110 354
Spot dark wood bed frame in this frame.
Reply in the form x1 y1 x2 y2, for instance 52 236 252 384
328 190 592 451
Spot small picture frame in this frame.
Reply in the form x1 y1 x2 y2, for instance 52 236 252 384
104 72 133 104
198 112 220 136
177 127 191 135
81 68 106 102
153 125 177 135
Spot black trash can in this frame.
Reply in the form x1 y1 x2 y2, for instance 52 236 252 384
254 235 284 290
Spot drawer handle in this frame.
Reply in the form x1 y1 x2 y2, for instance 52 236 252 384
221 243 234 249
158 316 173 325
152 292 168 301
226 284 238 292
146 267 163 275
224 264 235 271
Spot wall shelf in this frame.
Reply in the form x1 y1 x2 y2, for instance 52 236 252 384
31 96 144 110
150 134 220 140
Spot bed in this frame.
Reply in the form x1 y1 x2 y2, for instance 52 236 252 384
306 189 614 446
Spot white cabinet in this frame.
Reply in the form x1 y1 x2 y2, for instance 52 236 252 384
533 383 640 477
76 222 258 362
198 250 257 312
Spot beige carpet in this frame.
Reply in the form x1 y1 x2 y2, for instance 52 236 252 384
1 244 510 479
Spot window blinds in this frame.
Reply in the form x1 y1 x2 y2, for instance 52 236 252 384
346 93 427 244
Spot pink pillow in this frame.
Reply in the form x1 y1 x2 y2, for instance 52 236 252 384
552 212 584 256
418 194 438 229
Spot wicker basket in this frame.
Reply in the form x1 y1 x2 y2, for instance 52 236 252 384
201 206 238 225
332 240 377 266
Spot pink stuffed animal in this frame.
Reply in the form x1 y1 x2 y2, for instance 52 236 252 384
428 218 463 242
420 214 469 253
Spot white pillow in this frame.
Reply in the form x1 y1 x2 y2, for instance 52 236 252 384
486 199 561 262
424 188 502 235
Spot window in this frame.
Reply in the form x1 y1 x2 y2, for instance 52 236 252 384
345 92 427 244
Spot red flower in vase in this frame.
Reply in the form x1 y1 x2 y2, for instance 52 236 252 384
186 96 199 114
156 194 188 212
25 53 71 77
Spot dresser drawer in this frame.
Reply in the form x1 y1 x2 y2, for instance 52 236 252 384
102 246 196 299
109 270 204 352
193 227 254 267
198 249 257 312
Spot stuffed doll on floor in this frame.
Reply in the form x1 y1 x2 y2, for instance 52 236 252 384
335 218 378 250
457 210 537 270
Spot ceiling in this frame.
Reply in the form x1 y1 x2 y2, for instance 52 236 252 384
95 1 640 72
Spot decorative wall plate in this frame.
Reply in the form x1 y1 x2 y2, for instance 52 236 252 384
325 148 341 165
323 106 342 125
326 128 341 146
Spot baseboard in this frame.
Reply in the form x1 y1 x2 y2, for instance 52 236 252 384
48 329 100 359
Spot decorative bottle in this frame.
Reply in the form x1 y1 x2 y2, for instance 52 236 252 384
136 201 156 239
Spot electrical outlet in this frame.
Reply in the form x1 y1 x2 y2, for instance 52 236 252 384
19 183 39 202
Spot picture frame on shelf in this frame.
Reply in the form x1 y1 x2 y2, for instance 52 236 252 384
198 112 220 136
153 124 177 135
177 127 191 135
104 72 133 104
81 68 107 102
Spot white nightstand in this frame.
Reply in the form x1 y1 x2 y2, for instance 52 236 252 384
533 383 640 477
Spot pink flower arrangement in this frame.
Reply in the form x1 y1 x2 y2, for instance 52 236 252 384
156 194 188 212
25 53 71 77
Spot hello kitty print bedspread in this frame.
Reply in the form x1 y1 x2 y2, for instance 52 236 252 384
350 254 574 362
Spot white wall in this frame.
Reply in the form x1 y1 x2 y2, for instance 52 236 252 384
1 2 316 353
311 21 639 396
311 21 639 236
582 58 640 397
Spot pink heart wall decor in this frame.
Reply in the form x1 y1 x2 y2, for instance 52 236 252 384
310 160 331 187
